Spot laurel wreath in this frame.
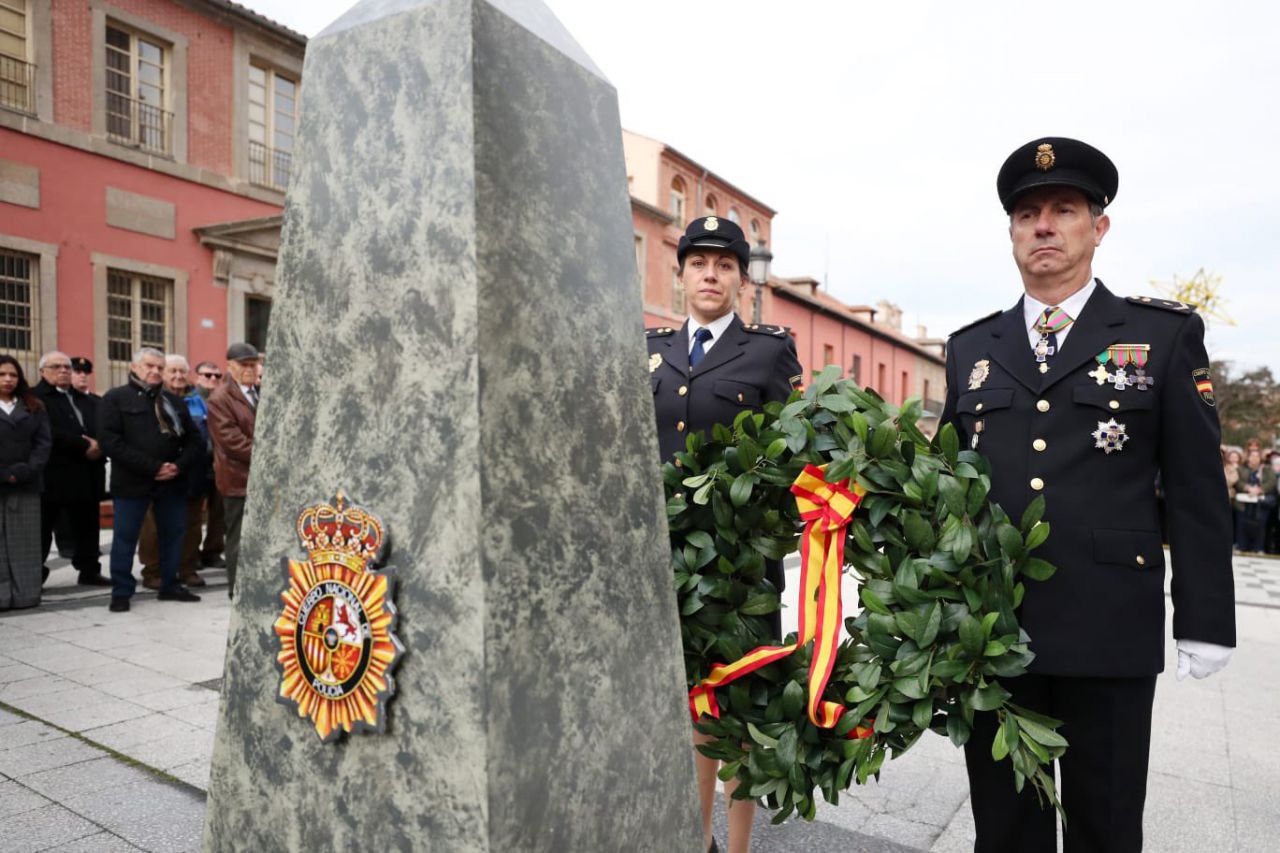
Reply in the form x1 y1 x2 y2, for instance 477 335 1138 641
665 366 1067 823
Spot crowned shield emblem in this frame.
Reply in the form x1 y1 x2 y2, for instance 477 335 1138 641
1035 143 1056 171
275 491 403 742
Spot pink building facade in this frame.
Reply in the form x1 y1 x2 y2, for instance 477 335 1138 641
0 0 303 389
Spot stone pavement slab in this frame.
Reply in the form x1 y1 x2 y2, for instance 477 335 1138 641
2 539 1279 851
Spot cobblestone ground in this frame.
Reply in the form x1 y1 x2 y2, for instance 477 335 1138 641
2 540 1278 852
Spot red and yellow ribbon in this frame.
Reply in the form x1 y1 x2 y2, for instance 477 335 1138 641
689 464 866 731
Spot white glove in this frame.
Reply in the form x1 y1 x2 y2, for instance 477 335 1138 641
1175 640 1234 681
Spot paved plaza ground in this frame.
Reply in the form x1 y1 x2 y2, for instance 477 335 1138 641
2 538 1279 852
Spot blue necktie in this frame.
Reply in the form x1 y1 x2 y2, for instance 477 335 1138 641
689 327 714 369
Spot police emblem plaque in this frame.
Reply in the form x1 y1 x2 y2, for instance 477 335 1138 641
275 491 403 742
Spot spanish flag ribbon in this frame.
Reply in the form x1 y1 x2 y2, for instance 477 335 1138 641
688 464 865 730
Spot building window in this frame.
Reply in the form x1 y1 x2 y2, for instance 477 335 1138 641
106 268 174 386
877 363 886 395
704 194 717 216
900 370 909 403
0 0 34 115
823 344 835 367
246 295 271 353
750 218 760 238
0 248 38 374
923 379 930 403
633 234 644 289
671 268 684 314
670 177 686 227
851 354 862 385
728 207 740 224
105 23 172 154
248 64 297 191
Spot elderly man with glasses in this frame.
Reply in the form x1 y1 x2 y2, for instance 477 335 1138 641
32 351 110 586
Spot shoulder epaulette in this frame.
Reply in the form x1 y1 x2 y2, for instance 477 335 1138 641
1126 295 1195 314
645 326 676 338
742 323 790 337
949 309 1002 338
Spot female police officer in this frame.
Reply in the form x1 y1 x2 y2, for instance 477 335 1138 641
647 215 802 853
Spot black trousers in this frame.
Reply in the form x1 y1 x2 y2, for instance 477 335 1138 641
40 497 102 578
964 673 1158 853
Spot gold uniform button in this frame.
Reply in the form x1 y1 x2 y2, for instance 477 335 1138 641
1033 439 1047 452
1109 400 1120 410
1136 555 1146 566
1030 477 1044 491
678 385 688 396
1036 400 1050 412
676 421 685 431
737 393 744 402
674 458 683 468
975 402 984 412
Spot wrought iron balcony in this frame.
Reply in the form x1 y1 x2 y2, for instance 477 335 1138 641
105 91 173 155
0 54 35 115
248 140 292 191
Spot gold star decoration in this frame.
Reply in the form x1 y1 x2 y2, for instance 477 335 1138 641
1149 268 1236 326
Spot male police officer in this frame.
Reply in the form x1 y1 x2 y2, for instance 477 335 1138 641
648 215 801 853
941 138 1236 852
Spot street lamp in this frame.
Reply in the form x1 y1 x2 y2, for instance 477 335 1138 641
748 240 772 325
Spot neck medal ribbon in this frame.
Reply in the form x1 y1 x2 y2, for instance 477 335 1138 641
275 491 404 742
688 465 872 739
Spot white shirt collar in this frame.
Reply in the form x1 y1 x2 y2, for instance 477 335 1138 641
686 311 737 354
1023 276 1096 332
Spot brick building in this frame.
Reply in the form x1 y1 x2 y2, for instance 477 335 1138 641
0 0 302 388
622 129 946 414
0 3 944 410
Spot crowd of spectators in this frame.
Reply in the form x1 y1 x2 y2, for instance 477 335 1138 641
1224 439 1280 555
0 344 260 612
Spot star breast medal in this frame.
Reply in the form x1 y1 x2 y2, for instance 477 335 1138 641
275 491 403 742
1092 418 1130 455
968 359 990 390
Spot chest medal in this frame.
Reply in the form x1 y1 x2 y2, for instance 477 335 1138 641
968 359 990 390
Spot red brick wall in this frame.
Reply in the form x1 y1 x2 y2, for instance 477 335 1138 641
50 0 236 173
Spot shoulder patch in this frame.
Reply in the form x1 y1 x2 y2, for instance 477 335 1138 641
645 326 676 338
742 323 790 337
1126 295 1195 313
948 309 1002 338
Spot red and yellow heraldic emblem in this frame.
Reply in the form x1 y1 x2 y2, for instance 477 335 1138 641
275 492 403 742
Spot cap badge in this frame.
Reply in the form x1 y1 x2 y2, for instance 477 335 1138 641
703 216 719 231
968 359 990 390
1035 143 1056 172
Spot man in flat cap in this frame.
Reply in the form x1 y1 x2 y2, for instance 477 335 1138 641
940 138 1236 851
207 342 262 598
648 215 802 853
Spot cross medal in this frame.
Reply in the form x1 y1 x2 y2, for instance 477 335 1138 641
1035 335 1055 373
1110 368 1132 391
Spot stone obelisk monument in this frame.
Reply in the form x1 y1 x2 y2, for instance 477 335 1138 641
202 1 699 849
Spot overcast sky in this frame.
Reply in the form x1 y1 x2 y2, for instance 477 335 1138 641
251 0 1279 373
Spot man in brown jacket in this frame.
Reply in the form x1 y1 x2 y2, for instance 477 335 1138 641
206 342 260 598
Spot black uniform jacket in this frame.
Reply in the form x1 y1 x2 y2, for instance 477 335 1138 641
940 281 1235 677
648 315 802 462
649 314 803 599
32 380 106 502
99 381 202 499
